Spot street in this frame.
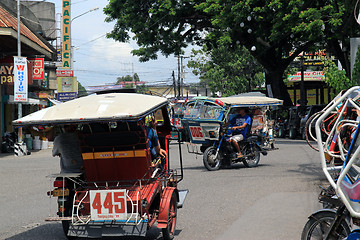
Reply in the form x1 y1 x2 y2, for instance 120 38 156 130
0 139 325 240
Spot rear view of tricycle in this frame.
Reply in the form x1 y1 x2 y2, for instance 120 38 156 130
13 93 188 239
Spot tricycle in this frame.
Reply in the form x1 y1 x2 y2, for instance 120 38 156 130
301 86 360 239
13 93 188 239
181 94 283 170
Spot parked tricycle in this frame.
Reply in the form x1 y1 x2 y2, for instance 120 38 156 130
13 93 188 239
181 95 283 170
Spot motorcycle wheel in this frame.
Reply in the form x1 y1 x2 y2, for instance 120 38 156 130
301 210 350 240
203 146 222 171
278 126 285 138
242 144 260 168
289 127 297 139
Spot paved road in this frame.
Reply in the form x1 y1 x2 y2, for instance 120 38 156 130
0 139 325 240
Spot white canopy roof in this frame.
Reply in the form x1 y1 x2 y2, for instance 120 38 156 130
220 96 283 107
13 93 168 126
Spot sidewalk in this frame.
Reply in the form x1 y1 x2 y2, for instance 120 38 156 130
0 145 53 160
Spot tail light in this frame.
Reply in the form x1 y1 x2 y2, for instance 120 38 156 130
54 179 66 188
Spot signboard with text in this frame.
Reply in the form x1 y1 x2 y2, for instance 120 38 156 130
57 76 77 101
28 58 44 80
14 56 28 102
0 57 38 85
287 71 324 82
56 69 73 77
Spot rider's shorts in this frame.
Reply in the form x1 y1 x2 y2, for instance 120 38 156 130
230 134 244 142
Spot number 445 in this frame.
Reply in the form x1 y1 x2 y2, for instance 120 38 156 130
91 190 127 215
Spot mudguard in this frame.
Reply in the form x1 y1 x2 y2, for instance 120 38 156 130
309 208 337 218
157 187 178 229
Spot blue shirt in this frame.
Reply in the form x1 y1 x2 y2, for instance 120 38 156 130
228 114 251 137
147 127 159 149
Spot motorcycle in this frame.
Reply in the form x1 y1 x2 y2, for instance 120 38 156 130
1 132 17 153
301 185 353 240
203 126 267 171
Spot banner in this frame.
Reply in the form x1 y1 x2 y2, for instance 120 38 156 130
13 56 28 102
28 58 44 80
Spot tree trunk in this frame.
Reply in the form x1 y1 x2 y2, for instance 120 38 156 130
265 71 293 106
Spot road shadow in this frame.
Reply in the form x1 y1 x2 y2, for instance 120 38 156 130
275 139 309 145
5 222 181 240
287 162 328 181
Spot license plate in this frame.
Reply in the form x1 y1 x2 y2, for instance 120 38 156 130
89 189 127 220
52 188 69 197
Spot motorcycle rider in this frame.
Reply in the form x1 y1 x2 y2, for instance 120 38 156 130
226 107 252 158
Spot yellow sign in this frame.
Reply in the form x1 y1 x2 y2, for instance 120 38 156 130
57 77 77 93
62 0 71 69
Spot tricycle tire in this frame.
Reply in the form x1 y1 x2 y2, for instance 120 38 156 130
242 145 260 168
62 220 76 240
203 146 222 171
162 192 177 240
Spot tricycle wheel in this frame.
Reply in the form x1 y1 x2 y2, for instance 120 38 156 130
242 144 260 168
203 146 222 171
62 220 76 240
162 192 177 240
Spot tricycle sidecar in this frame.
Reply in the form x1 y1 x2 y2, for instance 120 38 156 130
13 93 188 240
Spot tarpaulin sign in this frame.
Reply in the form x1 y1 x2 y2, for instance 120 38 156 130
14 56 28 102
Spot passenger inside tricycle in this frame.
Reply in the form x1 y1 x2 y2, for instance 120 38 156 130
13 93 188 240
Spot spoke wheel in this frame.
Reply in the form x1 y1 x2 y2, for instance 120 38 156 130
242 145 260 168
301 211 350 240
203 146 222 171
162 192 177 240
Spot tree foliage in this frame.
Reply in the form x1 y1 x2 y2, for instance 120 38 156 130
322 59 355 95
77 81 88 97
116 73 140 84
188 43 264 96
104 0 360 105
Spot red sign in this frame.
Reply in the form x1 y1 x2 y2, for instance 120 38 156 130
189 126 204 140
29 58 44 80
56 69 73 77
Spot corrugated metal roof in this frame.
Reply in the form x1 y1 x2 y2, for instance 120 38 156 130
0 6 53 53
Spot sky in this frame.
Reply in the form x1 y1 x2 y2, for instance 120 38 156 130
44 0 199 88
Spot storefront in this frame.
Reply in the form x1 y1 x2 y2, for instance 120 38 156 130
0 2 56 138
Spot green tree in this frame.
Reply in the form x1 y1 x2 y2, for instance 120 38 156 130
188 43 264 96
323 59 356 95
116 73 139 84
77 81 88 97
104 0 359 106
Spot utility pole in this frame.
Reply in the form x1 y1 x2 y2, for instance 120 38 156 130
16 0 22 142
181 56 184 99
177 56 181 99
172 71 177 99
